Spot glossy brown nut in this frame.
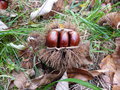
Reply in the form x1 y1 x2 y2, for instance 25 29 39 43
69 31 80 46
46 30 58 47
59 31 69 47
0 1 8 9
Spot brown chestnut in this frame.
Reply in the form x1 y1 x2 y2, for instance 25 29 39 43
0 0 8 9
59 31 69 47
69 31 80 46
46 30 58 47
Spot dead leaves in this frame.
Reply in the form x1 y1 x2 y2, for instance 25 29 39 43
30 0 64 19
10 69 35 89
2 0 120 90
67 68 94 81
64 37 120 90
29 71 64 89
98 12 120 29
10 70 64 89
13 72 29 89
97 37 120 90
100 55 116 73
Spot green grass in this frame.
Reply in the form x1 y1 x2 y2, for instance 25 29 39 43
43 78 101 90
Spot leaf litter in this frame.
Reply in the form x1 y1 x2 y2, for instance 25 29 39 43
0 0 120 90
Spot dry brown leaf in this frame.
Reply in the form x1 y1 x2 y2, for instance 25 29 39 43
112 85 120 90
25 70 64 89
98 12 120 29
89 70 105 77
67 68 94 81
99 55 116 72
12 69 35 89
97 37 120 89
14 72 28 89
112 38 120 89
99 55 116 86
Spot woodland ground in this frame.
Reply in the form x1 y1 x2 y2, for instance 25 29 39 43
0 0 120 90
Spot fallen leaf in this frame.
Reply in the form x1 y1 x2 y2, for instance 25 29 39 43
67 68 94 81
42 0 64 19
0 20 8 31
13 72 30 88
97 37 120 90
112 85 120 90
89 70 105 77
30 0 58 20
98 12 120 29
112 38 120 89
25 70 64 89
99 55 116 85
99 55 116 73
12 69 35 89
14 73 27 89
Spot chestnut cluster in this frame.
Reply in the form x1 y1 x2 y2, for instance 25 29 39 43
46 29 80 48
0 0 8 9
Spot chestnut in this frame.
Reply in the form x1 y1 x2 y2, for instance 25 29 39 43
0 0 8 9
59 31 69 47
69 31 80 46
46 30 58 47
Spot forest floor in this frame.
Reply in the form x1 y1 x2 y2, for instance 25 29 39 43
0 0 120 90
